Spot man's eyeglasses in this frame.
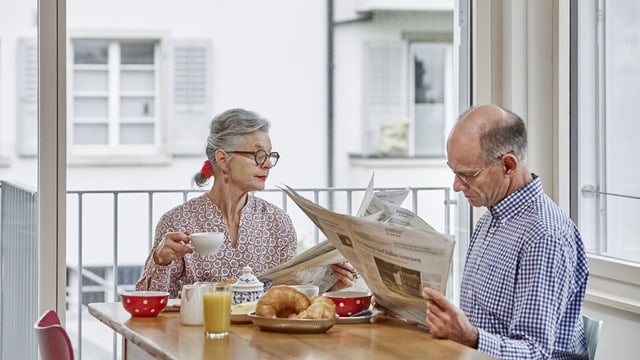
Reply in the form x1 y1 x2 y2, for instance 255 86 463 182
448 165 491 184
227 150 280 167
447 152 511 184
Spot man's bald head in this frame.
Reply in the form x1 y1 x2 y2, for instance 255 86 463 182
448 104 527 164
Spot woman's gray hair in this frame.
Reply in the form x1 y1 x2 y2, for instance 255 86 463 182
193 108 271 186
479 107 528 164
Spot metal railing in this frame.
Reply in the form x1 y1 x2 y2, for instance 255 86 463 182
1 183 456 359
0 181 39 360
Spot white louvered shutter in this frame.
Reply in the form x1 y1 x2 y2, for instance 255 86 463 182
168 39 212 156
361 41 407 156
16 38 38 157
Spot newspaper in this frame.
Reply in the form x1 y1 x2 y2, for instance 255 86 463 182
258 239 345 293
275 176 455 327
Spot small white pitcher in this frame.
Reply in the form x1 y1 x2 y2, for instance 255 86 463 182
180 283 204 325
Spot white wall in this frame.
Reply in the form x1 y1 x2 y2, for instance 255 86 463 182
3 2 458 192
3 1 330 190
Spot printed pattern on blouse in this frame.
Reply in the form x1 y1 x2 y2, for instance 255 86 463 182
460 175 589 360
135 193 297 298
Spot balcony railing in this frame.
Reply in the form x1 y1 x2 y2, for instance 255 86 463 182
1 181 457 359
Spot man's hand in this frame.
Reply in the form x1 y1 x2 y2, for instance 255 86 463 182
422 286 479 348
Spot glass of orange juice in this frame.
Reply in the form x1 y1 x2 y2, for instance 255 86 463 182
202 282 232 338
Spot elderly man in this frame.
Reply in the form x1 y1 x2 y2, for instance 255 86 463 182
423 105 589 359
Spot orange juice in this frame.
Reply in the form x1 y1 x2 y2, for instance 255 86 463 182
202 287 231 338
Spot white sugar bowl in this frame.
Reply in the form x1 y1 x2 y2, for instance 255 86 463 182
232 266 264 305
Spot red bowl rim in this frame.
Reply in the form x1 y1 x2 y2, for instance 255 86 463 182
120 291 170 298
322 290 372 299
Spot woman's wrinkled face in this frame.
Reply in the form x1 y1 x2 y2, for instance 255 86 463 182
226 131 275 192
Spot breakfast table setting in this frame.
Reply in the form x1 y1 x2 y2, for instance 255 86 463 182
92 280 496 359
89 299 496 360
92 233 495 359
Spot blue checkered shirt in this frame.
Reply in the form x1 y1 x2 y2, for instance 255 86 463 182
460 175 589 359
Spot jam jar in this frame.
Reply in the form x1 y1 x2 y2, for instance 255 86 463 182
231 266 264 305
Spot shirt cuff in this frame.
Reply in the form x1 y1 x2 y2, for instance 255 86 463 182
477 327 501 357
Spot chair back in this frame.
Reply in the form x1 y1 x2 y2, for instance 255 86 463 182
583 314 603 360
34 310 74 360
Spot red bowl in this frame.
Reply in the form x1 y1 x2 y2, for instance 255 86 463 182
121 291 170 317
323 290 372 317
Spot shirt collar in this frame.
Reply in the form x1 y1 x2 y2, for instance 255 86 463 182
489 174 542 220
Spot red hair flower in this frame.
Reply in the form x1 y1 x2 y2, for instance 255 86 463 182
201 160 213 179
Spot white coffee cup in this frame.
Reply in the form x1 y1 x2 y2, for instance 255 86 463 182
288 284 319 298
189 232 224 255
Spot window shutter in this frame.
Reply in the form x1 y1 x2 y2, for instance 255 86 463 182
16 38 38 157
362 41 406 156
168 39 212 156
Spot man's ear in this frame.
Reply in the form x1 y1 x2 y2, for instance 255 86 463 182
501 153 518 175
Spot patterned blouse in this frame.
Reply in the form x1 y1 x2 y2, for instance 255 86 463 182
135 193 297 298
460 175 589 359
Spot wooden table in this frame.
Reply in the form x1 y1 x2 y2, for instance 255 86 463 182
88 302 496 360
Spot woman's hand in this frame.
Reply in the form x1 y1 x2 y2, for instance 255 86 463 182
152 231 193 266
328 262 360 291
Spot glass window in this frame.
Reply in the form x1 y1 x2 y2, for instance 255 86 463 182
354 18 454 158
576 0 640 264
74 40 108 64
70 39 158 150
411 42 453 157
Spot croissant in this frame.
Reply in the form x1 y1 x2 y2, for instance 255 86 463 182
255 286 311 318
290 295 336 320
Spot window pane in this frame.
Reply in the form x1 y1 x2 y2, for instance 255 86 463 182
603 0 640 262
577 0 640 263
74 40 108 64
3 0 39 357
74 70 108 91
121 42 154 64
74 97 108 117
414 44 446 103
412 43 449 157
120 97 154 117
120 70 154 91
414 104 445 156
74 124 108 144
120 124 154 144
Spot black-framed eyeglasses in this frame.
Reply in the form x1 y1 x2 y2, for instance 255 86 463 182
227 150 280 167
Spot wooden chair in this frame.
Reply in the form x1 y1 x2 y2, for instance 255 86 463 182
34 310 74 360
583 314 603 360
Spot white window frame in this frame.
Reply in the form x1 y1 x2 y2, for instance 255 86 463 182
573 0 640 314
67 33 168 164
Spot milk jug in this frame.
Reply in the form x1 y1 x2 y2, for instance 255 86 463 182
180 283 204 325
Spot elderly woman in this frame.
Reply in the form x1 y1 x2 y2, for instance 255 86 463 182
136 108 356 298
